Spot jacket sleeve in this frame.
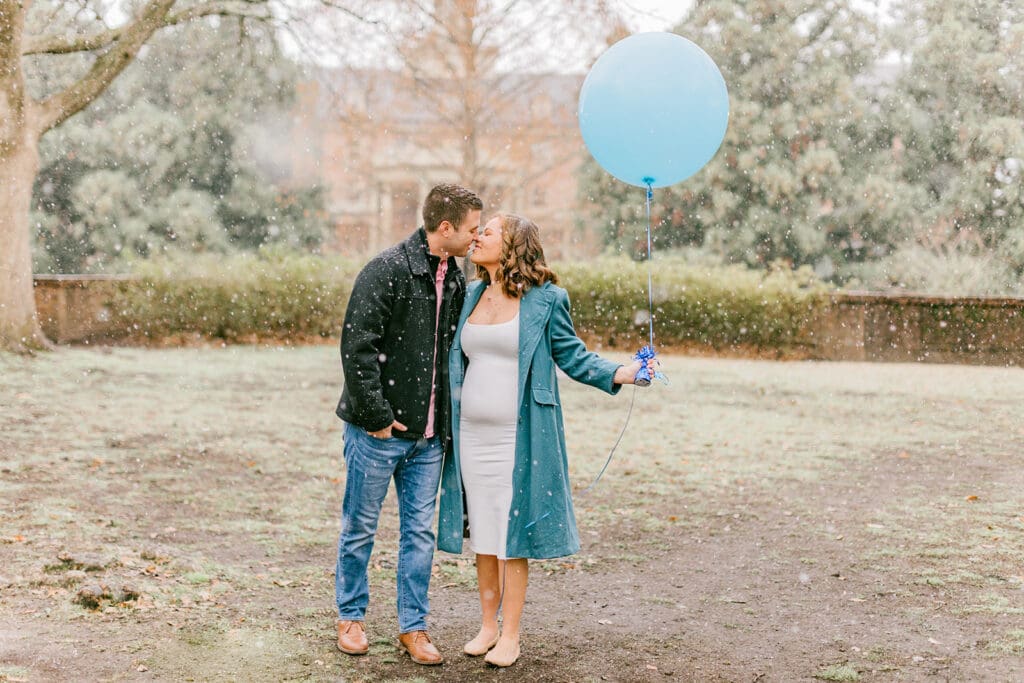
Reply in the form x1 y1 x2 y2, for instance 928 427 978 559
340 261 395 431
548 288 622 395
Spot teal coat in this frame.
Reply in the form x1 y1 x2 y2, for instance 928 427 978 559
437 280 622 559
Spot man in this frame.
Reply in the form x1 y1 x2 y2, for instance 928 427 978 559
334 183 482 665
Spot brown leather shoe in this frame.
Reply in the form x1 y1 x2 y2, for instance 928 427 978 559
336 620 368 655
398 630 443 665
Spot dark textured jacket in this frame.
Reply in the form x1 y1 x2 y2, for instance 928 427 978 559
335 228 466 448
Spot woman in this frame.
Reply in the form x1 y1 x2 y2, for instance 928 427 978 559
437 213 649 667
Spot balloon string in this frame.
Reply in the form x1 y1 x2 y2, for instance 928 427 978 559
577 384 637 496
576 181 654 495
525 386 636 530
645 181 655 349
524 184 655 529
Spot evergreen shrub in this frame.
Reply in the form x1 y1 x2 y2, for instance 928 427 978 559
556 257 830 351
108 250 359 341
107 253 830 351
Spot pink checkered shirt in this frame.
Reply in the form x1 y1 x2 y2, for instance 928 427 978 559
423 258 448 439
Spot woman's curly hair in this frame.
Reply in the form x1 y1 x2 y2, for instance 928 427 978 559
475 213 559 298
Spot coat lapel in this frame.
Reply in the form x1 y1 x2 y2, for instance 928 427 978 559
517 284 556 404
452 280 485 379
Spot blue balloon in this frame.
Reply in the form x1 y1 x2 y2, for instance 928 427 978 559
578 32 729 189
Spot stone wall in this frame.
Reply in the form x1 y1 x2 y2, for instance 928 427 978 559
812 292 1024 366
33 275 131 344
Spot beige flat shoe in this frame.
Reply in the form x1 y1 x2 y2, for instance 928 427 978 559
463 631 500 656
484 639 520 667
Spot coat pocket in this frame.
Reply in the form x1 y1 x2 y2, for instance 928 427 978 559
531 387 559 406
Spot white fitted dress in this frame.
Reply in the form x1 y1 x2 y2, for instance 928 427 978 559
458 313 520 559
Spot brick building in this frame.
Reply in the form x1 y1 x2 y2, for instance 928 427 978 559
288 67 599 260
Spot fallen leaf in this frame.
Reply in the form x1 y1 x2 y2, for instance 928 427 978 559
965 495 978 502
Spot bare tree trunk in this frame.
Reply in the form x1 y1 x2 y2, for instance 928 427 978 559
455 3 481 190
0 0 48 351
1 0 177 350
462 122 480 189
0 136 46 352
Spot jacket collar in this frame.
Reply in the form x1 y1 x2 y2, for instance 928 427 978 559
452 281 557 405
457 277 555 323
454 280 555 349
404 226 464 279
456 280 486 338
403 227 432 277
517 283 556 401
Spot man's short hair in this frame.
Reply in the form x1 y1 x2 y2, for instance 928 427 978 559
422 184 483 233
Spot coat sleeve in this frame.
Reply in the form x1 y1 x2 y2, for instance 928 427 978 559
340 260 395 431
548 288 622 395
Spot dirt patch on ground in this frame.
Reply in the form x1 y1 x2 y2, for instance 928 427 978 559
2 349 1023 682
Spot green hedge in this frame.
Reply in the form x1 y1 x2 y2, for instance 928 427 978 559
108 251 360 341
106 253 829 350
558 258 829 350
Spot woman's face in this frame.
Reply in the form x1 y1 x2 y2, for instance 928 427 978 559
470 216 503 267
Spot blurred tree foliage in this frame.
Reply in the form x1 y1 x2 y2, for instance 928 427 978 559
581 0 1024 294
581 0 882 271
28 18 327 273
871 0 1024 281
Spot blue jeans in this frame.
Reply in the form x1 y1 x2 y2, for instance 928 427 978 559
335 422 443 633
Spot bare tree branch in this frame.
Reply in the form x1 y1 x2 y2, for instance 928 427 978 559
1 0 30 155
314 0 380 26
33 0 179 134
312 0 617 191
22 0 270 56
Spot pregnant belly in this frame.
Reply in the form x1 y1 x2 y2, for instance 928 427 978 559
460 362 518 426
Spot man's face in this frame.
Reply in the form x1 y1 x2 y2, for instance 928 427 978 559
441 209 481 258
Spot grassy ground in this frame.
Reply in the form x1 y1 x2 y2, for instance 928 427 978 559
1 347 1023 682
